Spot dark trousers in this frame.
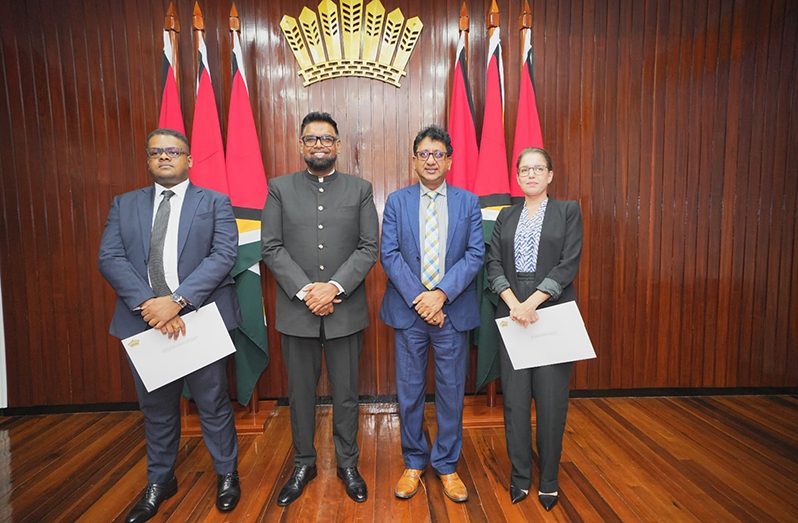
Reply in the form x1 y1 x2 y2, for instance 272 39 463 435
128 357 238 483
499 272 573 493
281 331 363 467
395 317 468 474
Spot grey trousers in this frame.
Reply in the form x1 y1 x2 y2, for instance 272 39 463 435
281 331 363 468
499 272 573 493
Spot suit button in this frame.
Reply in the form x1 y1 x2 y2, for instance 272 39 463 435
320 265 325 270
318 244 324 249
318 224 324 229
318 205 324 211
319 187 324 193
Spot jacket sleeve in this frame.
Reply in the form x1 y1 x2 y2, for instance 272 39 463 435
98 195 155 310
486 207 511 295
380 192 427 307
260 182 312 299
537 200 583 300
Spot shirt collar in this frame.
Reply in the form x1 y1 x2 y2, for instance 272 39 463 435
154 178 189 200
305 169 337 183
420 180 447 198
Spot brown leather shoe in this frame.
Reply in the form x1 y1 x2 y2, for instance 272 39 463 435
395 468 424 499
438 472 468 502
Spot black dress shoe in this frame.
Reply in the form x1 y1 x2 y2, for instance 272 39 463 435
277 464 317 506
510 484 528 504
125 477 178 523
337 466 367 503
216 472 241 512
538 493 559 511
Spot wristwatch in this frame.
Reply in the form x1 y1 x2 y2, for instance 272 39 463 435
170 293 189 308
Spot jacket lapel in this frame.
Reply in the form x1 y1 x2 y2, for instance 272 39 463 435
178 183 202 258
535 198 555 271
138 186 155 257
445 187 460 258
406 184 421 257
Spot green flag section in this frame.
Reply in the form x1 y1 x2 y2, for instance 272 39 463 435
225 26 269 406
474 218 501 391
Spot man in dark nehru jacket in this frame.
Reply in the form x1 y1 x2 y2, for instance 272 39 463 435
98 128 241 522
261 111 379 505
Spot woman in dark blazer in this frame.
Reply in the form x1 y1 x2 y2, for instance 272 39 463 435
486 147 583 511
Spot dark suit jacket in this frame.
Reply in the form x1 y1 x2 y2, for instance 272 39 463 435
486 198 583 317
379 183 484 332
98 182 240 339
261 171 379 339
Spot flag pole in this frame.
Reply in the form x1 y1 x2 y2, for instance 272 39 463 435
519 0 532 60
192 1 204 78
483 0 501 408
165 2 180 90
459 1 469 58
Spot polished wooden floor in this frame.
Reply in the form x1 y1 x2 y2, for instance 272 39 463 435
1 395 797 522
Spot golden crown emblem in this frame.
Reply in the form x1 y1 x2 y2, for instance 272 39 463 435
280 0 423 87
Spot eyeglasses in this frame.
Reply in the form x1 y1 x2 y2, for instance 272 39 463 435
518 165 549 177
301 135 337 147
147 147 188 159
415 150 448 161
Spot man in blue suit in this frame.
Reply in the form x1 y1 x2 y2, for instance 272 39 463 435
380 125 484 502
99 128 241 522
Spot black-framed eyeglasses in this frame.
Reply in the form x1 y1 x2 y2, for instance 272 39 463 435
301 135 337 147
518 165 549 177
146 147 188 159
415 150 448 161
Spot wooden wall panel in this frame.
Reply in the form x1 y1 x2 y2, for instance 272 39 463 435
0 0 796 407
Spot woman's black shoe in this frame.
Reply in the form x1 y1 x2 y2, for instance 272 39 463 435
509 484 528 504
538 493 558 511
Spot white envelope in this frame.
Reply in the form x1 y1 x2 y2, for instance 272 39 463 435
495 301 596 370
122 302 236 392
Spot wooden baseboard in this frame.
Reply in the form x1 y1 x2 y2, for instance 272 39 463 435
180 400 278 436
462 394 506 428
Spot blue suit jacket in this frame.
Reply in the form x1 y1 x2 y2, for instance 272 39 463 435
379 183 484 332
98 182 240 339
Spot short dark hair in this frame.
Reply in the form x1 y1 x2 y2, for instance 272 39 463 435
413 125 453 156
516 147 553 171
301 111 339 136
146 128 190 151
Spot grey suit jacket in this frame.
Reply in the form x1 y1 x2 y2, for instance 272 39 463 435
261 171 379 339
98 183 240 339
486 198 583 317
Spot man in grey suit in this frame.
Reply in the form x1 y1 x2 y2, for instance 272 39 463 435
98 128 241 522
261 112 379 505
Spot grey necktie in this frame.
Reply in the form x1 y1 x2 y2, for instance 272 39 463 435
148 189 175 296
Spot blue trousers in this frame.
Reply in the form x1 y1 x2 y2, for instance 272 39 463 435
394 317 468 474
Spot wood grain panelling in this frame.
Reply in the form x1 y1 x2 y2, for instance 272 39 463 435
0 0 796 407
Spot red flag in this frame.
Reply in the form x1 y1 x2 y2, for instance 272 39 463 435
189 31 228 194
447 31 479 191
225 25 269 405
158 30 184 134
473 28 510 206
510 27 544 197
226 31 267 210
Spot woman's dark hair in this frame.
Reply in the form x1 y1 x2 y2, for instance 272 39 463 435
516 147 552 171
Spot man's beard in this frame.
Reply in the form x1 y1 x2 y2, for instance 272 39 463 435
304 154 336 172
